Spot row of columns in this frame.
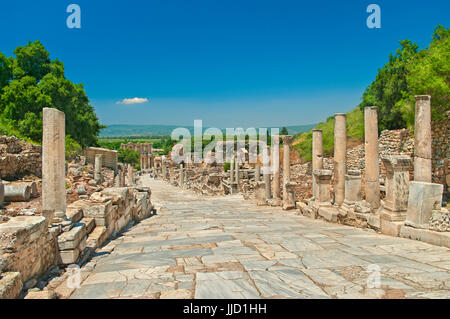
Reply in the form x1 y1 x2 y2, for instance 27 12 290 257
310 95 442 227
140 153 155 171
121 142 153 154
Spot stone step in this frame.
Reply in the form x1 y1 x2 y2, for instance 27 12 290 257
57 222 86 251
86 226 108 250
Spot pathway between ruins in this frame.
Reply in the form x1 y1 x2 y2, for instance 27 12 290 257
67 175 450 299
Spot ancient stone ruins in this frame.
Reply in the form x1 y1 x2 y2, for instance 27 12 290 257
0 96 448 299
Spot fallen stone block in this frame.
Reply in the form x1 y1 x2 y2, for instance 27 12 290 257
367 214 381 230
86 226 108 250
24 290 56 299
66 206 83 223
57 222 86 251
380 220 403 237
0 272 23 299
0 216 47 249
400 225 450 248
318 206 339 223
80 217 95 235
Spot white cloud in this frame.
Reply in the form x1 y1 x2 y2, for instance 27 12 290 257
116 97 148 105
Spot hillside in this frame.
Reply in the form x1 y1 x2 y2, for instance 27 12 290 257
100 124 316 137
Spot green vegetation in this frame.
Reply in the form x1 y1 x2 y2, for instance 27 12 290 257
65 135 82 160
118 148 140 165
294 25 449 161
0 41 103 147
223 162 231 172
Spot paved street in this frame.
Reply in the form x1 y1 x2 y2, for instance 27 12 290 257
69 176 450 299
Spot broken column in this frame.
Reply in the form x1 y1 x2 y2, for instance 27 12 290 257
380 155 412 221
340 170 362 215
42 107 67 223
414 95 432 183
272 135 280 199
364 106 380 211
312 129 323 200
334 113 346 206
313 170 333 204
94 154 103 183
282 135 295 210
4 184 31 202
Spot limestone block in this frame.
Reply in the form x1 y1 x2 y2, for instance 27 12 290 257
0 272 23 299
24 290 56 299
0 216 47 248
66 206 83 223
400 225 450 248
380 220 403 237
405 181 443 229
80 217 95 234
81 201 113 227
429 209 450 232
86 226 108 250
59 248 80 265
57 222 86 251
318 207 339 223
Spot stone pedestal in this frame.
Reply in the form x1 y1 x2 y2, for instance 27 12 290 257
272 135 280 199
94 154 103 183
364 106 380 211
42 107 67 224
334 114 346 206
340 170 362 215
405 181 443 229
282 135 294 210
127 164 133 186
230 157 235 184
312 130 323 200
313 169 332 204
414 95 432 183
380 155 411 221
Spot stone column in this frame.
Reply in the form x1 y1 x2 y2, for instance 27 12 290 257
312 130 323 200
414 95 432 183
380 155 412 221
313 169 332 204
272 135 280 199
42 107 67 223
263 146 272 200
94 154 103 183
334 113 346 206
127 164 133 186
179 164 185 187
282 135 294 210
230 156 235 184
255 165 261 182
235 154 240 188
364 106 380 210
120 170 125 187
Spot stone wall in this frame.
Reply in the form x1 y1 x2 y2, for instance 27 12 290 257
0 136 42 180
84 147 118 171
0 216 58 284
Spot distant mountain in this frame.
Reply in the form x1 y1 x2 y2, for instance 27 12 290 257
100 124 317 137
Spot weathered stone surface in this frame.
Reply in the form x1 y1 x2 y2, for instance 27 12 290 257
42 107 67 223
429 209 450 232
0 272 22 299
414 95 432 182
334 114 346 206
405 181 443 229
400 225 450 248
24 290 57 299
4 184 31 202
57 222 86 251
364 106 380 210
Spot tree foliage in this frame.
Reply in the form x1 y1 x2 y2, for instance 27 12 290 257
0 41 103 146
118 148 140 165
359 25 449 130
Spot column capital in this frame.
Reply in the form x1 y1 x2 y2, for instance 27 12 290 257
281 135 293 144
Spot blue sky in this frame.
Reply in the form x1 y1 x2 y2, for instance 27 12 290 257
0 0 448 128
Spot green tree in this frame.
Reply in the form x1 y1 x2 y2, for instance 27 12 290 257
118 148 140 165
0 41 104 146
280 127 289 135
